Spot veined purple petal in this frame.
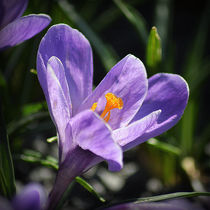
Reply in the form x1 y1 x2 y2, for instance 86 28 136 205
12 184 46 210
46 56 72 160
113 110 161 150
37 24 93 114
70 110 123 171
79 54 148 130
46 56 72 120
0 14 51 50
0 0 28 29
126 73 189 150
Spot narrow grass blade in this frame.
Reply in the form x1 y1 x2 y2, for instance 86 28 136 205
180 100 195 156
0 101 16 198
19 149 58 170
113 0 148 45
134 192 210 203
103 192 210 209
75 176 106 202
147 138 181 156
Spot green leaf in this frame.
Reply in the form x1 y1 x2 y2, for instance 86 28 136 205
21 102 46 116
113 0 148 45
58 0 118 71
20 149 58 170
0 102 16 198
147 138 181 156
146 26 162 69
134 192 210 203
105 192 210 208
75 176 106 202
180 100 195 156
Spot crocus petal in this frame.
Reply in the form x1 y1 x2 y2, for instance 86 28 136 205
0 14 51 50
37 24 93 114
70 110 123 171
113 110 161 150
79 54 148 130
46 56 72 160
12 184 46 210
0 0 28 29
128 73 189 149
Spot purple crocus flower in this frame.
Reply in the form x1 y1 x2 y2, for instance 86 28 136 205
37 24 189 209
0 183 46 210
0 0 51 50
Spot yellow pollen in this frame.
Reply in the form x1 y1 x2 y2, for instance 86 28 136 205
91 93 123 123
91 102 98 111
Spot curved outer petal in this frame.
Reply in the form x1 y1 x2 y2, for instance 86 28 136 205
37 24 93 115
70 110 123 171
46 56 72 160
79 54 148 130
113 110 161 150
125 73 189 150
0 14 51 50
12 184 46 210
0 0 28 29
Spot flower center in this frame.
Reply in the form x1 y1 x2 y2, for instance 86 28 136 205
91 93 123 122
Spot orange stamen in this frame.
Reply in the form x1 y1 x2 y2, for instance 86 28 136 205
91 93 123 123
103 111 111 122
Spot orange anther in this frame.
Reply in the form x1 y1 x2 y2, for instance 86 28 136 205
101 93 123 122
91 93 123 123
91 102 98 111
